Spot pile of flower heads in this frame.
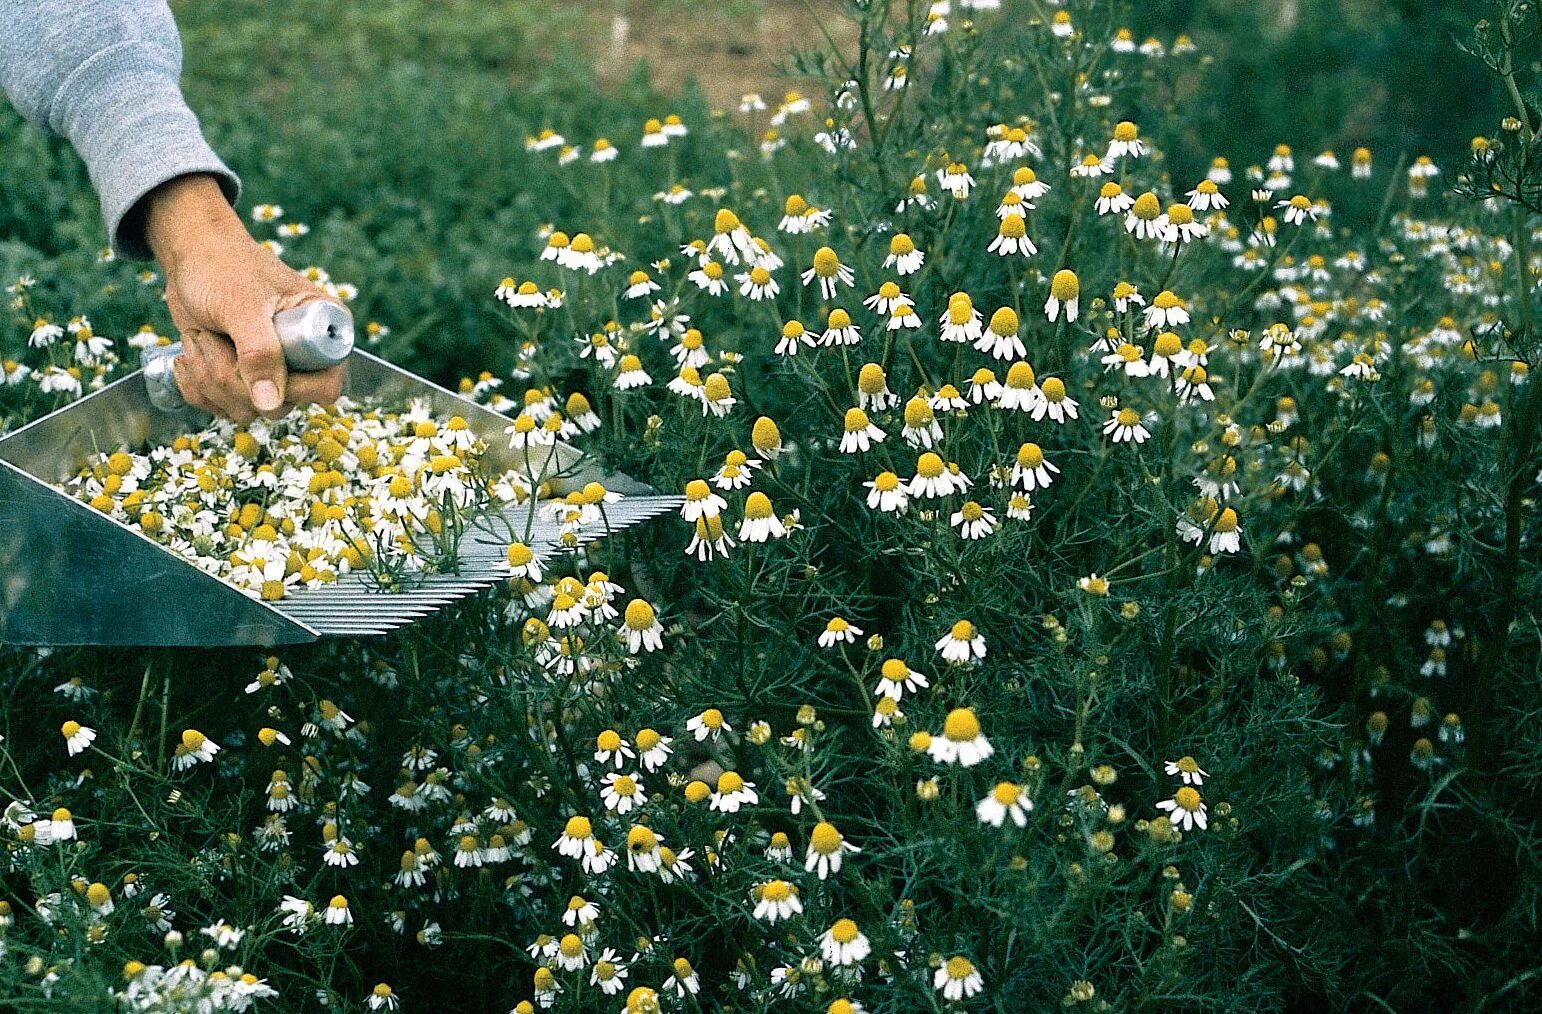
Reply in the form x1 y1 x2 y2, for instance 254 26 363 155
64 397 540 601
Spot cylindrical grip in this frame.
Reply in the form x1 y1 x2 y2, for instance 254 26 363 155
142 302 355 413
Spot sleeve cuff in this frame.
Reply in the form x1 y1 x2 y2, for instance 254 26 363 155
50 41 240 260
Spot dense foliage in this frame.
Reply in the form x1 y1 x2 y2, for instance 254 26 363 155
1 1 1538 1011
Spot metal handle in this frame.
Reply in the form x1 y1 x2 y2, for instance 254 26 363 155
143 301 355 412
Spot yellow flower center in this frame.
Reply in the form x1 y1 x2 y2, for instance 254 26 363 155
1005 361 1037 389
810 822 843 854
943 707 981 741
1051 269 1079 299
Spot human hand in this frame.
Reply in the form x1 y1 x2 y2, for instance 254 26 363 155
143 174 348 422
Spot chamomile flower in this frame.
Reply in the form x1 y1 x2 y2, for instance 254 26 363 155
865 471 910 513
1045 269 1080 322
739 492 787 542
1011 442 1060 490
753 880 804 922
778 194 829 234
884 233 925 274
622 600 664 653
1070 152 1113 177
600 773 646 814
950 500 997 539
887 299 922 331
686 709 730 742
171 728 220 771
680 480 726 522
966 367 1002 404
1106 120 1145 159
1102 342 1151 378
1277 194 1316 225
1164 756 1208 786
1144 290 1190 328
635 728 674 771
997 361 1044 412
688 259 729 295
901 397 943 448
61 721 96 757
324 895 353 926
712 449 761 490
1175 364 1215 402
1186 179 1229 211
936 161 975 198
1096 181 1134 215
1124 191 1165 239
1162 203 1208 245
737 265 780 301
1157 786 1208 831
774 319 815 356
857 362 899 409
1103 407 1151 444
686 515 734 560
821 919 872 966
935 957 985 1001
1209 507 1243 554
805 821 860 879
802 246 855 299
976 306 1027 360
1011 165 1051 200
935 622 986 665
707 208 758 263
940 292 985 344
977 782 1033 827
840 408 886 453
503 543 544 582
709 771 758 813
820 617 863 647
988 213 1036 257
875 658 929 699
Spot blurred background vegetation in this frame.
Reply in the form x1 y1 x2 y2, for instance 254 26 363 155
0 0 1518 383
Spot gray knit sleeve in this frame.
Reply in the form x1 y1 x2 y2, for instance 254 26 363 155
0 0 240 259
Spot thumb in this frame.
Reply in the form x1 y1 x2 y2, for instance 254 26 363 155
227 310 287 413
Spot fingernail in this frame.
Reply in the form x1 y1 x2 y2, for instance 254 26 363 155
251 381 281 412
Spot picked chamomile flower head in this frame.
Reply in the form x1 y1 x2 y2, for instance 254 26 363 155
64 397 546 601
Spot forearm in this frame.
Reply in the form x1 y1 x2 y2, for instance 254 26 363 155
144 174 251 272
0 0 240 259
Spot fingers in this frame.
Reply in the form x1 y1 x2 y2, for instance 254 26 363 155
176 335 256 424
283 364 347 411
224 309 288 413
178 330 346 422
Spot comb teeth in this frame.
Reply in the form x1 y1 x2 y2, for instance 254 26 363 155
271 495 683 636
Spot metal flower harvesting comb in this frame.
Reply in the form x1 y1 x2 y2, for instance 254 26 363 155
0 303 679 646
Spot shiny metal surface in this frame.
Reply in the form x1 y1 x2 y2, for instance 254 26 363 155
0 458 319 646
0 348 675 646
269 493 683 637
276 301 354 371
